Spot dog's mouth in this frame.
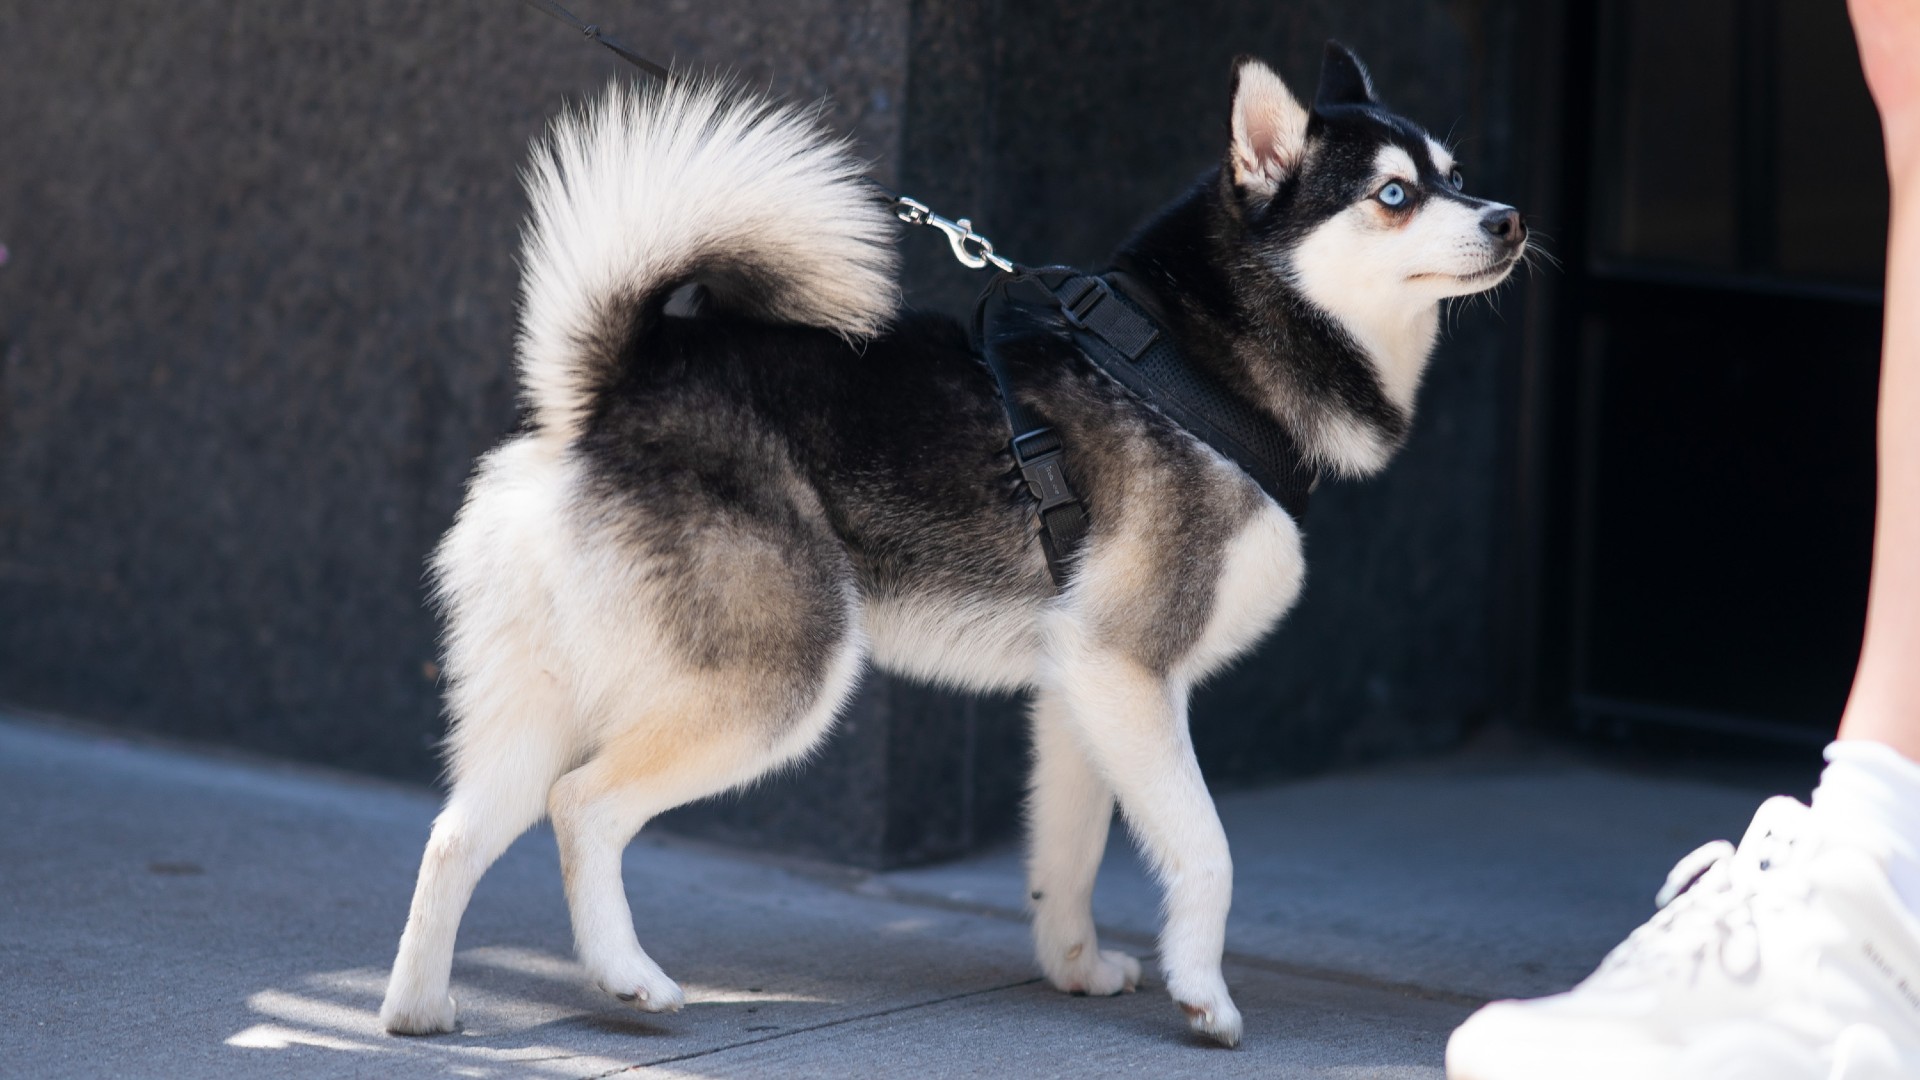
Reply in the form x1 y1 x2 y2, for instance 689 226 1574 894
1410 252 1523 288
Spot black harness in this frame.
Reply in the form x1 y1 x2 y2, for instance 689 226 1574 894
977 270 1317 584
521 0 1319 588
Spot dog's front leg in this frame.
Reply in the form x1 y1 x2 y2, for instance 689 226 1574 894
1027 686 1143 996
1049 652 1241 1046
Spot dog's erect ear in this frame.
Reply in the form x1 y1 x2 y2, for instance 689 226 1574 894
1315 40 1377 110
1229 56 1309 199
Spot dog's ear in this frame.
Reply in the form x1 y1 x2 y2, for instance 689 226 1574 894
1229 56 1309 199
1315 41 1377 110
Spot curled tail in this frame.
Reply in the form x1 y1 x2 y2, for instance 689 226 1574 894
515 78 901 441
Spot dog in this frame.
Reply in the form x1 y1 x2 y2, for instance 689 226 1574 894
379 41 1526 1047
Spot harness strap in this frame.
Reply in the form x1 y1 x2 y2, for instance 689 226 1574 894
1047 273 1317 520
977 270 1318 586
976 277 1090 587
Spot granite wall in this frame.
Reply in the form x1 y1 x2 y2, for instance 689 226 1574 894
0 0 1526 866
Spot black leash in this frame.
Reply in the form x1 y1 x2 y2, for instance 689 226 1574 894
518 0 1011 265
515 0 1314 587
519 0 670 80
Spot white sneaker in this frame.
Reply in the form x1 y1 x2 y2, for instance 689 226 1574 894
1446 797 1920 1080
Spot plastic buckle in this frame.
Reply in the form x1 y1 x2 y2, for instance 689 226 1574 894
1011 429 1077 512
1057 277 1114 330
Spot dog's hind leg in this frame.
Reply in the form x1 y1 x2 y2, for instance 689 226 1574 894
1045 646 1241 1047
380 699 573 1035
549 638 863 1012
546 721 742 1013
1027 687 1142 996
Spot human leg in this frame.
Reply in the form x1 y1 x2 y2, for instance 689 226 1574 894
1448 5 1920 1076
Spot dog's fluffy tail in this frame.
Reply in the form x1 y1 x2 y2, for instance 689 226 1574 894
516 78 900 441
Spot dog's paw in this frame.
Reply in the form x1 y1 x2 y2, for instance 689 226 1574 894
1170 979 1242 1047
380 991 458 1036
1045 943 1142 996
594 956 685 1014
609 978 684 1013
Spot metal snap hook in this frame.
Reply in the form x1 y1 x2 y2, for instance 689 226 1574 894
892 196 1016 274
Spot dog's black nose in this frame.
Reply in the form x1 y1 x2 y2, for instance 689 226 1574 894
1481 207 1525 245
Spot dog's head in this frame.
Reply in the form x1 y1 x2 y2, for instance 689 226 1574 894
1229 43 1526 305
1215 44 1526 423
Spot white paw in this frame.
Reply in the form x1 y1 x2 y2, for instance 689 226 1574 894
1045 943 1143 996
380 990 458 1036
594 955 685 1014
1170 980 1242 1047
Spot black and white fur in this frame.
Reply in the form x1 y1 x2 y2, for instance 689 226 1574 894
380 43 1526 1047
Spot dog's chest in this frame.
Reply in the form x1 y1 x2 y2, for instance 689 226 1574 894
1176 500 1306 681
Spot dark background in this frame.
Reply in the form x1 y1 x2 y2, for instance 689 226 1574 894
0 1 1886 865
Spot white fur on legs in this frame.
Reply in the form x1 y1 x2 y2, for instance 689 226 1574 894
546 748 701 1014
1047 647 1240 1046
547 631 866 1015
381 731 570 1035
1027 688 1141 996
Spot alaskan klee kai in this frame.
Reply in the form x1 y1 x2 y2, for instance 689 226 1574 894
381 42 1527 1046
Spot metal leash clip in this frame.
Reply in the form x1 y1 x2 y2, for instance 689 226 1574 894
893 196 1017 274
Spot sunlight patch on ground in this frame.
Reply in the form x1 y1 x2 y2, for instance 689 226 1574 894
457 945 837 1005
245 988 383 1035
220 949 841 1078
458 945 589 982
225 969 636 1076
225 1023 379 1052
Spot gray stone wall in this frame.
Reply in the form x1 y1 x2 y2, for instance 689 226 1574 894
0 0 1524 866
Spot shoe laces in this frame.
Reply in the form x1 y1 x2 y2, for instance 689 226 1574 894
1593 811 1816 989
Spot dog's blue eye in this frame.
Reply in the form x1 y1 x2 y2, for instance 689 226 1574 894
1378 182 1407 207
1449 168 1464 190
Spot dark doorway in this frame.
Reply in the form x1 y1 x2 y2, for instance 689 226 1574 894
1547 0 1888 744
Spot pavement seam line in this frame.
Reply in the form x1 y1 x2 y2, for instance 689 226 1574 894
864 881 1491 1009
589 976 1045 1078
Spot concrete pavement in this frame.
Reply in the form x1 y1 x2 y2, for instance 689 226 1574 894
0 717 1785 1077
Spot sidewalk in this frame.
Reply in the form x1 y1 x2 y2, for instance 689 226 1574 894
0 717 1779 1078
